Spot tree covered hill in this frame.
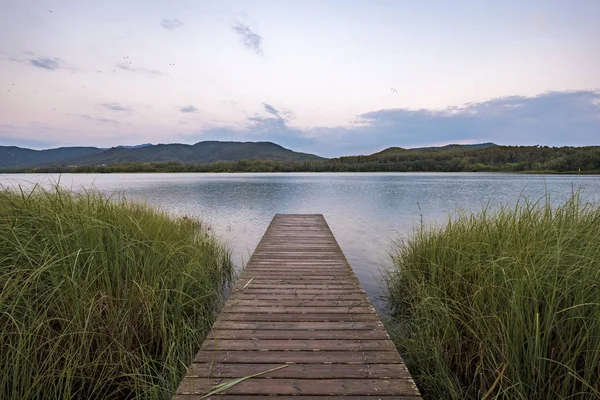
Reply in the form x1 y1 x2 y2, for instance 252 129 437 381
0 141 324 169
0 146 104 169
329 144 600 172
373 142 497 156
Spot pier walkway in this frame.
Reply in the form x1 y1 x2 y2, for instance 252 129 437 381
173 214 421 399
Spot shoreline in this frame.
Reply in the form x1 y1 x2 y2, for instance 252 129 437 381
2 169 599 175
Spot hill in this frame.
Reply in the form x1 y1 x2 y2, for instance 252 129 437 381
0 141 324 169
371 142 497 157
409 142 497 152
68 141 324 165
0 146 103 169
328 144 600 173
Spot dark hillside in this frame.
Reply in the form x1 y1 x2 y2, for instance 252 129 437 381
69 141 324 165
0 146 103 169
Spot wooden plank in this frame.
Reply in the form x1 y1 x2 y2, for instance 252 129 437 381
231 288 365 298
226 300 370 307
233 285 361 290
221 306 375 314
194 350 404 364
217 313 379 322
232 290 368 296
250 256 341 260
173 396 420 400
240 276 353 280
173 214 421 398
246 267 349 270
230 294 369 301
185 363 412 378
239 276 353 281
247 264 349 267
237 280 359 285
201 339 397 351
249 259 346 262
237 279 358 283
177 378 418 396
242 270 350 274
207 329 389 340
239 275 354 279
248 257 348 260
258 244 339 247
212 321 385 330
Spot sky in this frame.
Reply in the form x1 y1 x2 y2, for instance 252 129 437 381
0 0 599 157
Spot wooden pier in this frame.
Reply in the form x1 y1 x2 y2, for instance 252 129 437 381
173 214 421 399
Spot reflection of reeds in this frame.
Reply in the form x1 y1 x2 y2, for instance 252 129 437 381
385 191 600 399
0 185 233 399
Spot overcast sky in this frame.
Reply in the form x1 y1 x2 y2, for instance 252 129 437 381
0 0 599 156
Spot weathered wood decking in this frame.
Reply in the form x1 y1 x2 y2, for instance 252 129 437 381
173 214 421 399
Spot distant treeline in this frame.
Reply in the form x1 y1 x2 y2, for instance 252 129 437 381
5 145 600 174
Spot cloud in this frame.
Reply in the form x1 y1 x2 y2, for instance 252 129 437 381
244 103 296 132
185 103 314 150
79 114 120 125
232 22 263 55
117 64 163 76
101 103 129 112
161 18 183 30
179 106 198 113
3 52 76 72
263 103 280 117
98 118 119 124
258 103 296 121
30 57 61 70
2 52 78 72
242 103 297 133
0 50 25 63
319 90 600 156
186 91 600 157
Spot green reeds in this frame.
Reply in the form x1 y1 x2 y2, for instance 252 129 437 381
385 192 600 400
0 186 233 399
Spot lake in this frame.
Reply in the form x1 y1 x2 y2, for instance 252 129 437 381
2 172 600 310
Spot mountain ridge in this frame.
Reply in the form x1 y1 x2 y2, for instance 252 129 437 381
0 141 325 169
0 146 104 169
370 142 497 157
2 142 597 173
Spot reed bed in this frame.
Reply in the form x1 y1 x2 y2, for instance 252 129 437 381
386 192 600 399
0 186 233 399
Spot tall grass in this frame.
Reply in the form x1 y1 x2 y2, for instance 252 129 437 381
0 186 233 399
385 192 600 399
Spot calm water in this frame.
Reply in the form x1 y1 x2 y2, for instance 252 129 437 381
2 172 600 310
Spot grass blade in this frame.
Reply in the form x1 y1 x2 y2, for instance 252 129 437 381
199 365 288 398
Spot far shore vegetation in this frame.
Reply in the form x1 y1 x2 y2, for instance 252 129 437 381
3 145 599 174
385 192 600 399
0 186 233 399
